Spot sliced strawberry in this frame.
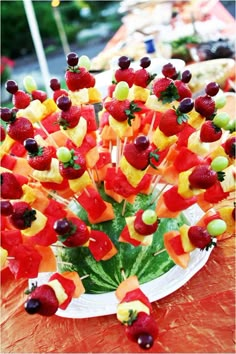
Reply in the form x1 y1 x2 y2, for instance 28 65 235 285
0 172 23 199
194 94 216 118
12 90 31 109
200 121 222 142
7 117 34 143
10 201 37 230
26 284 59 316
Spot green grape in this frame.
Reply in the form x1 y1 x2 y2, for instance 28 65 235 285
23 75 37 93
113 81 129 101
211 156 229 171
56 147 72 163
214 91 226 109
213 112 230 128
78 55 91 71
225 119 236 133
207 219 227 236
142 209 157 225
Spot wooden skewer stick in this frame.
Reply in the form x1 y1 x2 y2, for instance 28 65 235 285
149 183 168 206
121 199 127 216
80 274 90 280
147 111 156 140
153 248 166 257
121 268 127 280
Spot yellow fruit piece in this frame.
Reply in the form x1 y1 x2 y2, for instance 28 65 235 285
69 89 89 105
22 209 47 237
32 158 63 183
21 184 37 204
109 116 133 138
42 98 58 116
48 279 68 305
210 146 228 160
0 247 8 270
188 131 210 156
152 128 177 150
126 216 153 246
178 169 203 198
188 110 204 129
128 85 150 102
120 156 147 188
218 206 235 235
0 135 15 155
88 87 102 103
117 300 150 324
146 95 177 112
61 116 87 147
69 171 92 193
179 224 195 253
17 100 47 123
220 165 236 192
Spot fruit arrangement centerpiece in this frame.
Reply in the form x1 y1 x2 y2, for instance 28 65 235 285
0 53 235 350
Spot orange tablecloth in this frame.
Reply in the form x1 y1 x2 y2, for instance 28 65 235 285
1 235 235 353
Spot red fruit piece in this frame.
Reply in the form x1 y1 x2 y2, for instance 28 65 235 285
153 77 179 103
0 172 23 199
41 112 60 133
159 108 187 137
174 80 192 101
31 89 47 102
163 185 197 212
26 284 59 316
49 272 76 310
134 210 158 236
125 312 158 349
203 180 230 203
9 201 37 230
57 217 90 247
59 153 86 180
173 147 203 172
76 187 107 219
121 288 152 312
189 165 217 189
28 146 55 171
200 121 222 142
8 244 42 279
162 62 178 79
194 94 215 118
1 229 23 254
104 98 131 122
134 69 155 88
115 67 135 88
123 143 152 170
0 125 6 141
88 229 114 261
188 225 214 250
53 89 68 103
65 67 91 91
12 90 31 109
223 136 236 158
7 117 34 143
58 105 81 129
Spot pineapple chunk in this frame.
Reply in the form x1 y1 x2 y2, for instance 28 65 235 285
120 156 147 188
188 131 210 156
42 98 58 116
88 87 102 103
22 209 47 237
0 135 15 155
220 165 236 192
17 100 46 123
152 128 177 150
32 158 63 183
109 116 133 138
21 184 37 204
48 279 68 305
69 89 89 105
179 224 195 253
146 95 177 112
178 169 203 198
188 110 204 129
69 171 92 193
60 116 87 147
128 85 150 102
126 216 153 246
117 300 150 324
0 247 8 270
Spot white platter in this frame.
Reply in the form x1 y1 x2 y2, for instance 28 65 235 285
29 243 214 319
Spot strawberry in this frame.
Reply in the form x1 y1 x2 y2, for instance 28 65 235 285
188 226 215 250
7 117 34 143
65 66 92 91
153 77 179 103
174 79 192 101
223 136 236 158
200 121 222 142
10 201 37 230
134 69 156 88
0 172 23 199
53 89 68 103
12 90 31 109
134 210 158 235
25 284 59 316
123 143 151 170
59 151 86 180
55 217 90 247
0 125 6 141
125 312 158 349
159 108 188 137
58 106 81 129
114 67 135 88
189 165 218 189
194 94 216 118
27 145 55 171
31 89 47 102
104 99 141 125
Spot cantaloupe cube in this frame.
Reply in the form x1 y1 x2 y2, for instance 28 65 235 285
218 206 235 235
115 275 140 302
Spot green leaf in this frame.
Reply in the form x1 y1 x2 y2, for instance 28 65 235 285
159 82 180 104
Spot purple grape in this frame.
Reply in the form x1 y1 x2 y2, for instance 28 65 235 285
140 57 151 69
181 70 192 83
205 82 220 96
54 218 71 235
0 200 13 216
134 135 150 150
5 80 18 94
178 98 194 113
66 52 79 67
24 299 41 314
50 78 61 91
137 333 154 349
162 63 177 79
0 107 13 122
56 95 72 111
24 138 39 154
118 56 130 69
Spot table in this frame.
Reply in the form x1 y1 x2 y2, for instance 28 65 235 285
1 235 235 353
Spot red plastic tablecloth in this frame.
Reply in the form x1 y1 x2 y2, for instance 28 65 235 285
1 235 235 353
